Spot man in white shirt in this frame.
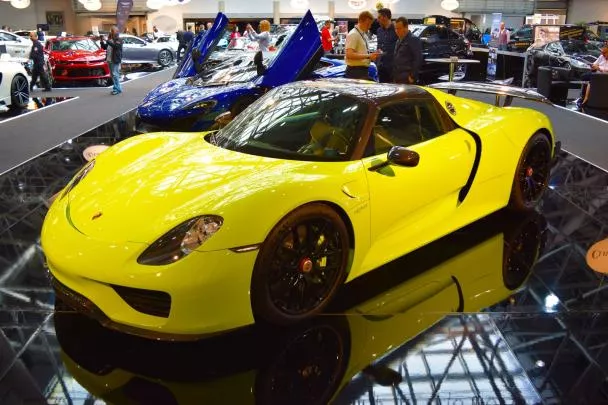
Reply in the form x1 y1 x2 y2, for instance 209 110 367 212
345 10 381 80
581 46 608 106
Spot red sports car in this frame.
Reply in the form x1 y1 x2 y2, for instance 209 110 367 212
45 36 111 85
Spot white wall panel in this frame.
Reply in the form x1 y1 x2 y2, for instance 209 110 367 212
0 0 76 33
567 0 608 24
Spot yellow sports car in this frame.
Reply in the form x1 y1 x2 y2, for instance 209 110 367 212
54 210 546 405
41 79 558 340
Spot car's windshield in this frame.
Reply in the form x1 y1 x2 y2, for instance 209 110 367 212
211 85 368 161
52 39 99 51
410 25 426 37
562 40 601 55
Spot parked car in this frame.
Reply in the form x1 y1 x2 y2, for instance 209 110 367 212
120 34 176 67
138 11 377 131
0 29 30 63
0 53 30 109
409 24 473 82
525 39 602 86
45 36 110 86
42 77 557 340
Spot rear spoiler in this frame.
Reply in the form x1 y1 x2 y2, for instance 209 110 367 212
428 81 553 107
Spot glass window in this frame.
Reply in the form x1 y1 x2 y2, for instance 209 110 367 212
211 86 368 161
421 26 438 38
366 100 445 156
0 32 16 41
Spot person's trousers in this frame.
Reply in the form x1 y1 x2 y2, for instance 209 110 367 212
110 62 122 93
345 65 371 80
31 65 51 90
377 65 393 83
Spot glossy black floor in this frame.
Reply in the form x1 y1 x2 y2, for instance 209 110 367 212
0 111 607 405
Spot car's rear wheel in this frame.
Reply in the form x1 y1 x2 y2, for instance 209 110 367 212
508 132 552 211
251 203 349 325
158 49 173 67
10 74 29 109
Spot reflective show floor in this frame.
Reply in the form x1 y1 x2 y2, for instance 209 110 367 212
0 111 607 404
0 97 75 123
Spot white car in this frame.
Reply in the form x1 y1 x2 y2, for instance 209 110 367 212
0 29 30 62
119 34 176 67
0 54 30 109
155 34 179 52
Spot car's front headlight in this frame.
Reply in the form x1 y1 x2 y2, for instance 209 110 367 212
137 215 223 265
185 100 217 111
570 58 590 69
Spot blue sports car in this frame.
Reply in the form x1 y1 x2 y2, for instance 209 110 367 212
138 11 377 131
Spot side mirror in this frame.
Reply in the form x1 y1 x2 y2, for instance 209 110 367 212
253 50 266 75
388 146 419 167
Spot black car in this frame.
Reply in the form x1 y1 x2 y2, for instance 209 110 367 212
509 24 604 52
410 24 474 82
525 39 601 86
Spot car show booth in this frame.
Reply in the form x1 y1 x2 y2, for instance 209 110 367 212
1 0 608 404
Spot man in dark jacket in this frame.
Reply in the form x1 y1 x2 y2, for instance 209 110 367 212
100 27 123 95
392 17 423 84
375 8 398 83
28 31 51 92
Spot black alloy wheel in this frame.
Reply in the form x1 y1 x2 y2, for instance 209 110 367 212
251 203 349 324
158 50 173 67
502 216 544 290
509 132 552 211
10 74 29 109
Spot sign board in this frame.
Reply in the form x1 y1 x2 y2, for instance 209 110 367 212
587 239 608 274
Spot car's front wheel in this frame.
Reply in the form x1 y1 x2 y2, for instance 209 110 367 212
10 74 29 109
251 203 350 325
508 132 552 211
158 49 173 67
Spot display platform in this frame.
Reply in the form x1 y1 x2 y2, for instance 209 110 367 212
0 110 607 404
50 64 167 89
0 96 75 123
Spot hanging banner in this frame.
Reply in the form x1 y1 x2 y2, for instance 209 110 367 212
116 0 134 32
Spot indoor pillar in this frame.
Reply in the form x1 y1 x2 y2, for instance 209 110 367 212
328 0 335 20
218 0 225 13
273 1 280 24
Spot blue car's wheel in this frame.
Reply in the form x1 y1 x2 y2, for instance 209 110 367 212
509 132 552 211
251 203 349 325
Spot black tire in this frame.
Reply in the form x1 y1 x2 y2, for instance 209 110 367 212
158 49 173 67
251 203 350 325
9 74 29 109
508 132 552 211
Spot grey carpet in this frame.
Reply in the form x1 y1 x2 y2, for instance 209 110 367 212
0 67 175 176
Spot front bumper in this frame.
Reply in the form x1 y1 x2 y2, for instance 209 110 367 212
43 199 257 340
52 61 111 81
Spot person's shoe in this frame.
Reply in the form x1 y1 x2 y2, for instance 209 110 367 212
111 90 119 95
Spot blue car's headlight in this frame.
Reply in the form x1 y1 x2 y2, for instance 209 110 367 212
137 215 223 265
185 100 217 111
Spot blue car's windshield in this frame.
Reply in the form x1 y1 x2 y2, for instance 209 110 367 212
210 85 368 162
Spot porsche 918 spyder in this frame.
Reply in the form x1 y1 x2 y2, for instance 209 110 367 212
42 79 558 340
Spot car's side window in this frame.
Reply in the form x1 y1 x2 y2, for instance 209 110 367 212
122 37 133 44
366 100 446 157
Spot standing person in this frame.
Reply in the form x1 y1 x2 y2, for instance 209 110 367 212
37 27 45 43
229 25 241 48
345 11 381 80
246 20 271 52
183 26 194 52
176 29 185 62
100 27 123 95
152 25 162 39
28 31 51 92
392 17 423 84
496 22 510 51
321 20 335 54
375 8 398 83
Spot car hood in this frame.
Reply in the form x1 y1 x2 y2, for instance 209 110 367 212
62 133 311 245
255 9 322 88
174 12 229 78
51 50 106 62
138 78 254 119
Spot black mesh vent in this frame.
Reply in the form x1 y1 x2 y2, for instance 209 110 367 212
112 285 171 318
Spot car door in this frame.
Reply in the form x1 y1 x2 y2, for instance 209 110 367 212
361 98 476 264
0 31 28 59
122 36 147 61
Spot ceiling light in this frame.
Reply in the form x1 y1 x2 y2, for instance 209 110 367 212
440 0 459 11
146 0 167 9
82 0 102 11
10 0 30 8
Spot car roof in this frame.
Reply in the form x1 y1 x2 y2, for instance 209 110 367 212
285 79 433 105
50 36 91 41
